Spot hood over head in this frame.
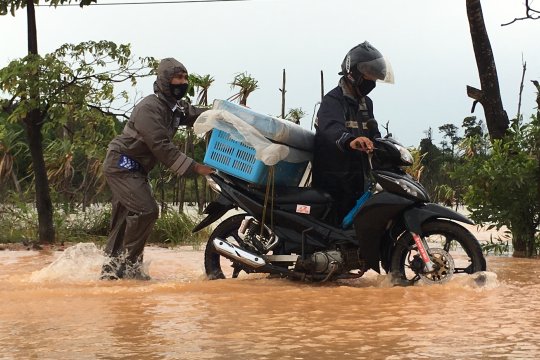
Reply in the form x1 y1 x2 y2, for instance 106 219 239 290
154 57 188 103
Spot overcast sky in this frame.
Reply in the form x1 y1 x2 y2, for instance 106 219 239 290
1 0 539 146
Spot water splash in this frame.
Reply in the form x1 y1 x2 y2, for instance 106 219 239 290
448 271 500 289
351 271 500 289
29 243 105 282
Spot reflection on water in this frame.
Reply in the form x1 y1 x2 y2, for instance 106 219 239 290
1 244 540 359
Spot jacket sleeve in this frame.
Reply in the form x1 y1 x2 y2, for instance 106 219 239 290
133 102 195 176
180 100 208 127
316 97 355 152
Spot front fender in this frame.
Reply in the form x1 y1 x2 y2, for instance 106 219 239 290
403 203 474 234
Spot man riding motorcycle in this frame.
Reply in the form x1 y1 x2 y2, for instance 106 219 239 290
312 41 394 226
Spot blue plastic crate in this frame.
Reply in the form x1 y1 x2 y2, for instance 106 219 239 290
203 129 308 186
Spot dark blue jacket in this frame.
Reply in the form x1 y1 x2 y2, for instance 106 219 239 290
312 83 381 222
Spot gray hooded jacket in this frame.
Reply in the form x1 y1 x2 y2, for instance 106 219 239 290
107 58 205 176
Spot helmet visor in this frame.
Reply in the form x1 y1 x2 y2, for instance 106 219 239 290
357 57 394 84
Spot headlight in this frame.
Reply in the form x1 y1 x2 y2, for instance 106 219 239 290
395 144 413 165
206 176 221 193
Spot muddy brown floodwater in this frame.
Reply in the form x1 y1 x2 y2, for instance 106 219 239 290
1 242 540 360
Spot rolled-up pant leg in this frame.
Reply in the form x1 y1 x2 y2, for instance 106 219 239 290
104 171 159 263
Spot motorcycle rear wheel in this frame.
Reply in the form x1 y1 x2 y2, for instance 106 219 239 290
390 219 487 284
204 213 251 280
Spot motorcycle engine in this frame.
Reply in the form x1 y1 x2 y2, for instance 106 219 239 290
310 251 344 273
300 247 364 274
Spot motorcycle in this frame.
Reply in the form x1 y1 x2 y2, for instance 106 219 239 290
192 133 486 285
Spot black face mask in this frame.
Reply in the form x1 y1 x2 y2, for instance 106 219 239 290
357 79 376 97
170 83 189 100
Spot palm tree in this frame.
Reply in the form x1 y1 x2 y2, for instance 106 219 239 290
228 72 258 106
192 74 215 106
44 138 75 197
285 107 306 125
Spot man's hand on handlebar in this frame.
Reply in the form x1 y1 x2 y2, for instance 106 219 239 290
349 136 374 153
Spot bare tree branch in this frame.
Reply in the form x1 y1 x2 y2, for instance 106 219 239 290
87 104 130 120
502 0 540 26
517 55 526 119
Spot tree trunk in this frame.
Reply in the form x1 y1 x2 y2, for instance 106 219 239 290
27 2 38 54
25 3 55 244
24 110 55 244
511 227 536 257
533 81 540 235
466 0 509 140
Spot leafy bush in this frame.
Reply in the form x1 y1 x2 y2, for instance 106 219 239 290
0 203 38 243
480 234 511 256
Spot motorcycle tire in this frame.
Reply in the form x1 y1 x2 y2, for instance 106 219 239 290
204 213 249 280
390 219 487 283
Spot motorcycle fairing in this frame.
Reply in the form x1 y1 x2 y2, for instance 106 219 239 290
353 192 415 272
373 170 430 202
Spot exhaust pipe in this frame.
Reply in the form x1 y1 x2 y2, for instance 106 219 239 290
213 238 266 268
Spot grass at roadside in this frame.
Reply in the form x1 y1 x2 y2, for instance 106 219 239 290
0 204 211 248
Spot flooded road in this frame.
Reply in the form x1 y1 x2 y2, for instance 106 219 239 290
1 244 540 359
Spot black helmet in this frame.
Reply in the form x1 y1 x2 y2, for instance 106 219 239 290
339 41 394 84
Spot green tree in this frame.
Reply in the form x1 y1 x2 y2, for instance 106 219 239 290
1 0 98 244
418 127 444 200
438 123 462 158
461 116 489 157
455 116 540 257
0 41 157 243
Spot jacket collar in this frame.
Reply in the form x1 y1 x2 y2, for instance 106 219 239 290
153 81 179 111
339 77 359 105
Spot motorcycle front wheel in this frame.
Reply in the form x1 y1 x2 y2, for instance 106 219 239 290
390 219 487 284
204 213 252 280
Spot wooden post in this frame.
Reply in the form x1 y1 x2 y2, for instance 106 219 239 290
280 69 286 118
320 70 324 101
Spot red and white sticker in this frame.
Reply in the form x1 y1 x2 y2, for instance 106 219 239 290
296 204 311 214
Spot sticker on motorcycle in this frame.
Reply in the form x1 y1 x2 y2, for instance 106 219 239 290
296 204 311 214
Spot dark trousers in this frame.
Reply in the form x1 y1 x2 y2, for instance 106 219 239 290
103 151 159 263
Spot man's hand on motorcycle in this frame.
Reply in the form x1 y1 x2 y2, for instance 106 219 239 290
350 137 374 153
193 163 215 176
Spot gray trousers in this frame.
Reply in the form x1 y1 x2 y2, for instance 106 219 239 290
103 150 159 263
